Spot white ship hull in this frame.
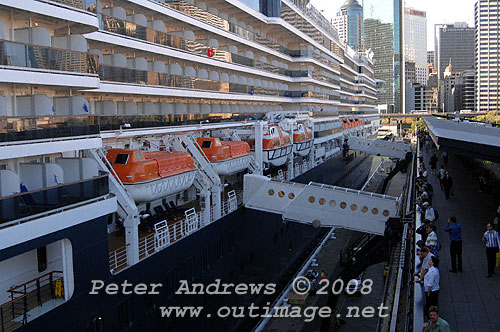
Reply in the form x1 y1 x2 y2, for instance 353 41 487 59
124 170 196 203
211 155 252 175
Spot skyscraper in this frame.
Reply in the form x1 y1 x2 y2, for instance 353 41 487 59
475 0 500 112
364 19 395 110
435 23 475 80
404 7 427 85
333 0 364 50
363 0 403 113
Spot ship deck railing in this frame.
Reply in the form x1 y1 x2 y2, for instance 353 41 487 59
0 174 109 229
108 191 244 274
0 271 64 332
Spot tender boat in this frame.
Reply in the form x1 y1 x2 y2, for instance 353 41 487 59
293 122 314 156
106 149 197 203
196 137 252 175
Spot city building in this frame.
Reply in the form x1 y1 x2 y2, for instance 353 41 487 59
435 22 475 80
363 0 403 113
427 50 435 67
440 62 461 112
454 69 476 111
475 0 500 112
404 7 427 85
405 61 416 83
333 0 364 50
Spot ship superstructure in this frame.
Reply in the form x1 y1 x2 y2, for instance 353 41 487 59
0 1 381 331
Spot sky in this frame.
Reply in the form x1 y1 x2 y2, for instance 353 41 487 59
310 0 476 51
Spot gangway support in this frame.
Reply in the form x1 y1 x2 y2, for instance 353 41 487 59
348 136 412 159
243 174 400 235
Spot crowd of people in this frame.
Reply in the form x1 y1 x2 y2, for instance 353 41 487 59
415 131 500 331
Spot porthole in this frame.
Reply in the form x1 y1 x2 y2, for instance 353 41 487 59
340 202 347 209
350 204 357 211
319 198 326 205
383 210 390 217
308 196 315 203
278 191 285 198
268 189 275 196
329 200 337 207
372 208 379 215
361 206 368 213
288 193 295 199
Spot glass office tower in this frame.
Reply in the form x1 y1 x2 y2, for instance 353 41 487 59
363 0 403 113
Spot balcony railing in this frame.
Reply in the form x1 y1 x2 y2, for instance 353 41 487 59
0 39 98 75
0 174 109 227
0 116 100 144
0 271 63 332
49 0 97 10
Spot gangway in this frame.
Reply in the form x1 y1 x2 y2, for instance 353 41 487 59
243 174 400 235
347 136 411 159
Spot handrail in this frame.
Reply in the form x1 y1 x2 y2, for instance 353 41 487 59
0 174 108 201
0 294 27 309
8 271 63 294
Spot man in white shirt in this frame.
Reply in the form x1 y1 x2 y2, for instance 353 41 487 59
414 247 434 283
424 256 440 316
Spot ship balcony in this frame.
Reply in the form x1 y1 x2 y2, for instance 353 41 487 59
0 271 65 332
93 13 294 78
98 64 291 98
0 237 76 332
0 173 109 229
0 39 99 88
1 0 99 31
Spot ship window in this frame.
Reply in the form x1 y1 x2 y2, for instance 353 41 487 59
201 140 212 149
165 269 177 299
117 297 133 331
85 316 104 332
185 257 195 282
37 246 47 273
114 154 129 165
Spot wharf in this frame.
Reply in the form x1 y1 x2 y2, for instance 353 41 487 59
420 147 500 331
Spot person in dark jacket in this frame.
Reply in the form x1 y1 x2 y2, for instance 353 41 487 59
443 171 453 200
429 154 438 175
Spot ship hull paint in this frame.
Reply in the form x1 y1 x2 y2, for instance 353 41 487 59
124 170 196 203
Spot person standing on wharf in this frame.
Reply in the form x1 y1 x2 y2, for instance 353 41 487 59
445 217 462 272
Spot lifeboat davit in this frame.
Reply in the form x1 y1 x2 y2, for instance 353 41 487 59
196 137 251 175
106 149 197 203
293 122 314 156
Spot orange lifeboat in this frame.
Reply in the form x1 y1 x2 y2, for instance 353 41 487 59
293 122 314 156
106 149 197 203
260 125 292 166
196 137 252 175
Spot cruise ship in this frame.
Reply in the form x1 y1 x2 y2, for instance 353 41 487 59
0 0 384 331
